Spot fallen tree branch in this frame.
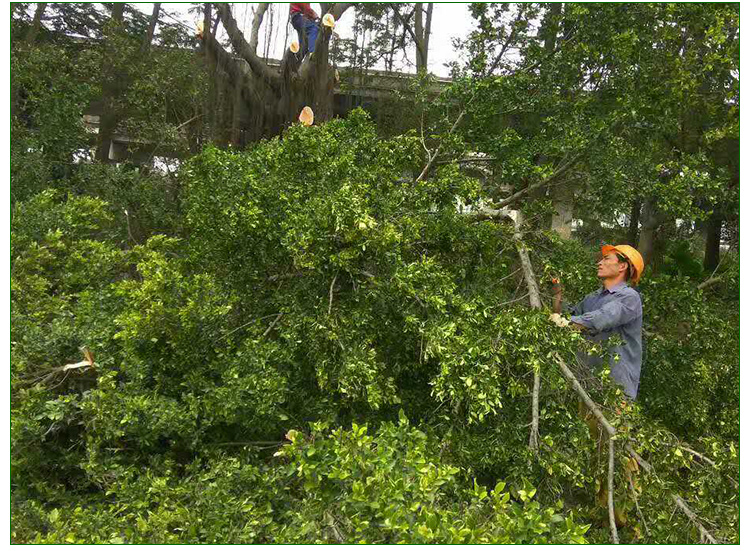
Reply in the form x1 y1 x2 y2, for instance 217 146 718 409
672 495 719 544
554 354 723 544
466 207 515 224
16 350 96 388
697 275 723 290
553 353 616 437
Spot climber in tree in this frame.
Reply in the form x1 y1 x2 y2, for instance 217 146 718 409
290 3 320 56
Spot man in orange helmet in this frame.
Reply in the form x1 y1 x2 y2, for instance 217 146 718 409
550 245 645 527
550 244 645 399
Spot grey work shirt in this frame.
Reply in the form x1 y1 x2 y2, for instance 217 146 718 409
568 282 643 399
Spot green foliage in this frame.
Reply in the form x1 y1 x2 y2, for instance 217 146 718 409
13 420 590 544
11 2 739 541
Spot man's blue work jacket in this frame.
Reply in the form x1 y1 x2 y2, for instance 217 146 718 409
568 282 643 399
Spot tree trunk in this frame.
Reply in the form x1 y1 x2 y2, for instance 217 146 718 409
627 198 641 246
141 3 161 52
414 3 433 72
95 3 126 163
543 4 571 233
637 198 664 267
212 2 354 142
25 2 47 44
703 210 723 272
550 181 574 239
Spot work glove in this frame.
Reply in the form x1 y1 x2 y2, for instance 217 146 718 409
549 313 570 328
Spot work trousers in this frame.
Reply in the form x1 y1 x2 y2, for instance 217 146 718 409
291 13 318 55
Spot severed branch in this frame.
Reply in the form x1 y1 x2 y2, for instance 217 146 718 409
554 353 722 545
15 349 96 388
466 206 515 224
514 212 542 452
553 353 616 437
697 275 723 290
672 495 719 544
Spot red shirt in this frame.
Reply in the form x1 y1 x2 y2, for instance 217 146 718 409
290 3 318 20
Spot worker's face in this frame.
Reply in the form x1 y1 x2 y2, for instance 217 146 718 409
597 253 628 280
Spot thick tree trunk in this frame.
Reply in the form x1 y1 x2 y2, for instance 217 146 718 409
627 198 642 246
637 198 664 267
95 3 126 163
550 182 574 239
703 211 723 272
213 2 354 142
543 4 571 234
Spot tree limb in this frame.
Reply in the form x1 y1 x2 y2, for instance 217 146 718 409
608 437 619 544
328 273 338 316
141 3 161 52
553 353 616 437
514 212 542 452
494 151 586 209
672 495 719 544
331 3 357 20
626 468 651 538
214 3 280 89
263 313 284 337
249 3 270 53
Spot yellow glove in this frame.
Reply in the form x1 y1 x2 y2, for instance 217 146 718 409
549 313 570 328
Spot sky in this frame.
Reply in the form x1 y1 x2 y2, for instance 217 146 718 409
148 3 478 77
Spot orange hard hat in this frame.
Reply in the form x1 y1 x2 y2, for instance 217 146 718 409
601 244 644 284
